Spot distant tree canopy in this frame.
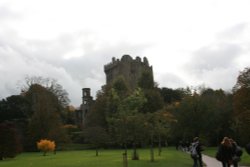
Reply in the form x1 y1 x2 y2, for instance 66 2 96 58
20 76 70 107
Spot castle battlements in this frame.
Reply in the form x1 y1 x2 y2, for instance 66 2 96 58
104 55 153 90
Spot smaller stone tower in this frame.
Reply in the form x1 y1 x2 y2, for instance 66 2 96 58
76 88 93 127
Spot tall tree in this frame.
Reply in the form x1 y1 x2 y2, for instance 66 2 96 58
20 76 70 107
26 84 68 149
233 67 250 144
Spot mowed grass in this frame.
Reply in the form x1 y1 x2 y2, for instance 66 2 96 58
203 147 250 166
0 147 193 167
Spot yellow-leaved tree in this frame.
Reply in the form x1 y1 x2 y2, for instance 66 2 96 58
37 139 56 156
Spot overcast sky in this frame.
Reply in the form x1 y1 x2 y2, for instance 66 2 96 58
1 0 250 106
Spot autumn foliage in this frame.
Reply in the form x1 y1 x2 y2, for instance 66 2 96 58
37 139 56 156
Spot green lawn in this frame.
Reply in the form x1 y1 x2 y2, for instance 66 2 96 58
203 147 250 166
0 148 193 167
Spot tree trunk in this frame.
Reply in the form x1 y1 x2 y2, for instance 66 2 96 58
132 142 139 160
150 136 154 162
43 151 47 156
158 135 162 156
96 148 98 156
123 152 128 167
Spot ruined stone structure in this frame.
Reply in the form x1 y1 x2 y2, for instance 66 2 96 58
75 88 93 127
104 55 153 90
76 55 153 127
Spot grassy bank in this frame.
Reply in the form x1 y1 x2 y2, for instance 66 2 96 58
0 147 192 167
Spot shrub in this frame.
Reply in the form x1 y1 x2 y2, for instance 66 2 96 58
0 122 22 160
37 139 56 156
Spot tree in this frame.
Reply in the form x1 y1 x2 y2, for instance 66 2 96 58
26 84 68 149
20 76 70 107
0 95 32 151
233 67 250 144
0 122 22 160
169 88 233 146
37 139 56 156
0 95 31 123
159 87 183 104
107 88 146 160
137 71 154 89
83 126 110 156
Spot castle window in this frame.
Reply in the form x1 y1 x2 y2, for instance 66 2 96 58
84 100 87 104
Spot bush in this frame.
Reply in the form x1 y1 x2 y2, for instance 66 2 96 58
37 139 56 156
0 122 22 160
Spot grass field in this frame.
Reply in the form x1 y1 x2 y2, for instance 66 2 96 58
0 147 193 167
1 147 250 167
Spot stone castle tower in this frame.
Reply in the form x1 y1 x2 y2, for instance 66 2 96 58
76 55 153 127
76 88 93 127
104 55 153 90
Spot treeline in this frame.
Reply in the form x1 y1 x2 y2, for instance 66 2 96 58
83 67 250 152
1 68 250 160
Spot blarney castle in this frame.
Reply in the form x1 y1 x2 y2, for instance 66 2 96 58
75 55 153 127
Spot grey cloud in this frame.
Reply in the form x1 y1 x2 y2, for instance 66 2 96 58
0 30 150 106
189 42 242 73
183 23 249 90
155 73 186 89
217 23 248 40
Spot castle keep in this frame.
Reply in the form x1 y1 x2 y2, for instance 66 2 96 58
76 55 153 127
104 55 153 90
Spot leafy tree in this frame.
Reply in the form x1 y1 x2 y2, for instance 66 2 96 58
169 88 233 146
0 122 22 160
84 90 108 129
37 139 56 156
83 126 110 156
137 71 154 89
138 71 164 113
107 88 146 160
20 76 70 107
26 84 68 149
233 67 250 144
159 87 183 104
0 95 32 151
140 89 164 113
0 95 31 123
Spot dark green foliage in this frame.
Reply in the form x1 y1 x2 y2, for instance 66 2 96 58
233 67 250 144
169 88 233 145
83 126 110 156
0 95 31 123
137 71 154 89
0 122 22 160
26 84 68 148
159 87 183 104
139 89 164 113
